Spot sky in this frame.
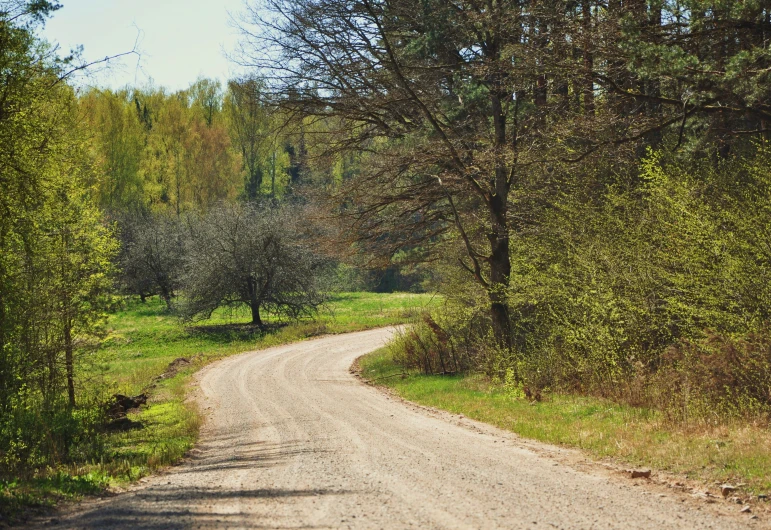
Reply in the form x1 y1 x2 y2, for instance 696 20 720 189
39 0 250 92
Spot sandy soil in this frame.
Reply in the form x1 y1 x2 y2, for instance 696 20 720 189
43 327 762 529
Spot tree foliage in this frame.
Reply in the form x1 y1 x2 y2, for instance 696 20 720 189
235 0 771 417
241 0 771 347
0 4 116 473
79 78 309 216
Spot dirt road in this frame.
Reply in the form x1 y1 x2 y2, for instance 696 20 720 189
50 327 756 529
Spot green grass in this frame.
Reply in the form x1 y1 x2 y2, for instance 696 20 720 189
98 291 437 396
1 292 436 520
360 347 771 495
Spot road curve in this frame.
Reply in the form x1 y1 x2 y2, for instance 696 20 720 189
50 327 755 529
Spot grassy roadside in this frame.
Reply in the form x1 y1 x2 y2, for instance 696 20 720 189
0 292 437 521
359 347 771 498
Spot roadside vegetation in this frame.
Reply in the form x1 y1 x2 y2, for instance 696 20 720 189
377 150 771 418
243 0 771 455
0 292 435 519
360 347 771 495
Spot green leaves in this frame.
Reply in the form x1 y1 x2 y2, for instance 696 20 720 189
431 144 771 415
0 9 117 474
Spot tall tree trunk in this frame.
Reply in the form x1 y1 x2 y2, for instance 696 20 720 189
0 277 5 405
488 196 511 348
248 277 263 326
582 0 595 115
489 91 512 347
271 149 276 198
250 302 262 326
175 152 182 218
647 3 663 148
534 16 548 108
247 162 263 200
64 317 75 408
159 283 173 310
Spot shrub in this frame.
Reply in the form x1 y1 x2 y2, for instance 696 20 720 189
392 145 771 420
653 332 771 421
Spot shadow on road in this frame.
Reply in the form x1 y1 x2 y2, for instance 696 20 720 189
39 435 347 530
177 437 332 475
61 487 348 530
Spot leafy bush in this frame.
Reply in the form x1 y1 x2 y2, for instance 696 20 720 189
391 145 771 420
654 333 771 421
388 313 472 375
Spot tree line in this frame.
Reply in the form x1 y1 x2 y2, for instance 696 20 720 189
80 77 307 214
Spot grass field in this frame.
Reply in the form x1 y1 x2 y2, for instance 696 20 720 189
101 291 437 395
0 292 437 518
360 347 771 497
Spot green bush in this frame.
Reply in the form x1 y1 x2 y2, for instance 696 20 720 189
654 332 771 421
391 145 771 420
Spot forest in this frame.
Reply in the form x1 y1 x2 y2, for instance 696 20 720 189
2 0 771 503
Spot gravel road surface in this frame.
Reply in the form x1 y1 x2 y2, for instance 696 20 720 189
48 327 757 529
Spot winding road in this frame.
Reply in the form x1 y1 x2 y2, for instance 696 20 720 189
50 327 756 529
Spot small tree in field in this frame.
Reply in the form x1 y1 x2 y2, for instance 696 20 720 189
116 212 185 309
180 202 324 326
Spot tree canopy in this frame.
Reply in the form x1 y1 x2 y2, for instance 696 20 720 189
0 2 116 471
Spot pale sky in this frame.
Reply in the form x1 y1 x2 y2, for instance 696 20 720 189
39 0 250 92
